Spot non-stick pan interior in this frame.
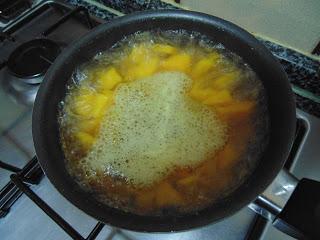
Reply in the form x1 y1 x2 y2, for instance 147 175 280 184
33 10 296 231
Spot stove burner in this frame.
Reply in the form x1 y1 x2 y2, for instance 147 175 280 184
7 39 60 83
0 0 31 22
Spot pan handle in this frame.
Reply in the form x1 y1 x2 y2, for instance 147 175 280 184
249 169 320 239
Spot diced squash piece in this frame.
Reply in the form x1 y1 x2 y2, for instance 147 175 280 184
78 118 101 136
197 159 217 176
152 44 177 55
135 191 155 208
161 53 191 72
192 59 213 78
215 101 255 120
174 167 193 179
95 67 123 91
212 71 239 90
217 144 238 170
100 89 113 99
177 175 198 186
72 93 95 117
90 94 110 118
75 132 94 151
155 182 183 207
191 53 220 78
203 90 233 106
72 92 109 118
126 57 159 81
189 83 219 102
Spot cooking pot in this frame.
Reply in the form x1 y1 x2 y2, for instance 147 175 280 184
32 10 320 239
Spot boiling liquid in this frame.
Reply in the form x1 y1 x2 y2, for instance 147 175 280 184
59 31 269 216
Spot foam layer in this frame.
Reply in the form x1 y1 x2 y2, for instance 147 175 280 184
82 72 227 186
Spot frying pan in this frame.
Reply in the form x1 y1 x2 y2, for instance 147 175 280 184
32 10 320 239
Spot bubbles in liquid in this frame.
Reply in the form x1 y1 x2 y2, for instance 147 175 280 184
59 30 269 216
83 72 227 186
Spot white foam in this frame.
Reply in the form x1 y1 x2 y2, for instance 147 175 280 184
82 72 227 186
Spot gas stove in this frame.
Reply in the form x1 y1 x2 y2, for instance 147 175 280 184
0 1 319 240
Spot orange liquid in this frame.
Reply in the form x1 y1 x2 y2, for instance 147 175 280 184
60 31 265 216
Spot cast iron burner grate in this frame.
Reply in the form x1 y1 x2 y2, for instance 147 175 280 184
0 157 105 240
7 38 61 82
0 0 31 22
0 2 99 106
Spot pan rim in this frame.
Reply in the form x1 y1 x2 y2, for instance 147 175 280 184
32 9 296 232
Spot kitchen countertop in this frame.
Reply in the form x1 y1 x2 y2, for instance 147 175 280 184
170 0 320 56
66 0 320 118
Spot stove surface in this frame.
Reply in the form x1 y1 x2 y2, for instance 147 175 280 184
0 1 319 240
0 0 102 183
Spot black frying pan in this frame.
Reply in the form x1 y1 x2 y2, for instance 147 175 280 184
32 10 320 239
